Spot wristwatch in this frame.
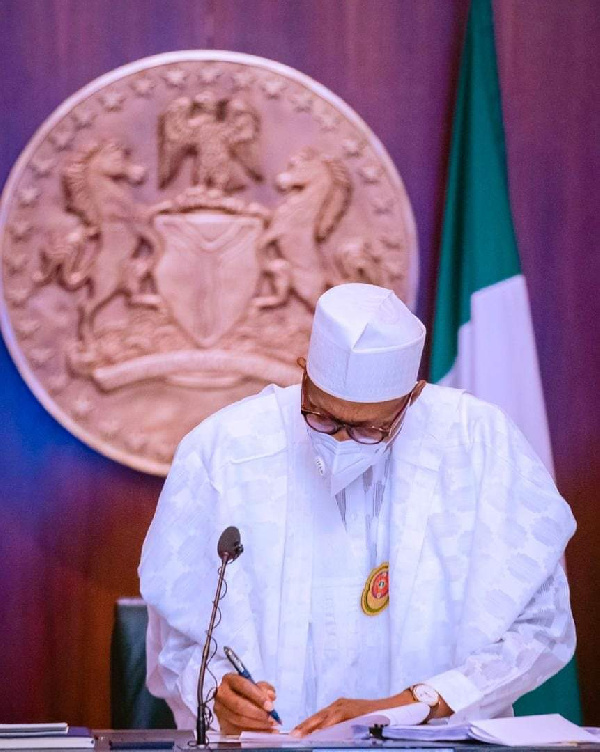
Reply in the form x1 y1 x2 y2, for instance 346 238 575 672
409 683 441 713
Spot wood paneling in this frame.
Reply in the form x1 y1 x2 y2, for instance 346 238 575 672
0 0 598 727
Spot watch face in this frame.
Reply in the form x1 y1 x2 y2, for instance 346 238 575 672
413 684 439 706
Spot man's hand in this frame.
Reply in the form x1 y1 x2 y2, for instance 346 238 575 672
214 672 279 735
291 688 451 738
291 694 410 738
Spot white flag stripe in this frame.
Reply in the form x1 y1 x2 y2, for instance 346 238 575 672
439 274 554 474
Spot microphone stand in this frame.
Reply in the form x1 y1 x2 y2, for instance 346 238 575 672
196 555 229 747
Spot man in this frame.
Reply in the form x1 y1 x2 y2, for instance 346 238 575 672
139 283 575 736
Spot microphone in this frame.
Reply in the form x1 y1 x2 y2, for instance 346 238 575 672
217 526 244 563
196 526 243 746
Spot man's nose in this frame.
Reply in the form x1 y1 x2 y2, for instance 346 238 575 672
333 427 351 442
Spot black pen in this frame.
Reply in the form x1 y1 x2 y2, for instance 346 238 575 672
223 646 282 725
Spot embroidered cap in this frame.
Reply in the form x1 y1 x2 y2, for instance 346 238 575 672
306 283 426 402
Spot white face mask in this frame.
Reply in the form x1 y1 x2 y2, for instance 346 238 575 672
307 429 389 497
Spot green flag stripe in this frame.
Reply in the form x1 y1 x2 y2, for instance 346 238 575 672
514 658 583 725
430 0 521 383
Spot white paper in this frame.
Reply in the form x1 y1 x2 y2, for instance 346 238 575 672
371 703 430 727
0 724 68 737
241 702 430 744
375 720 471 742
240 731 301 746
242 712 600 747
469 714 599 746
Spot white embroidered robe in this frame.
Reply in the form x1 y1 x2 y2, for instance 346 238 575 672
139 383 576 729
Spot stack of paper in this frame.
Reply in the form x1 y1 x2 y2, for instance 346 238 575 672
241 702 431 744
362 719 471 742
375 714 599 746
311 701 431 742
468 715 599 746
0 724 94 749
0 726 68 737
241 712 600 747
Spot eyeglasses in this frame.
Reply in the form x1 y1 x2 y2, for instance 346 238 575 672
300 371 414 445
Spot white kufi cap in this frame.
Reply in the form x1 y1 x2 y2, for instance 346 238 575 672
306 283 426 402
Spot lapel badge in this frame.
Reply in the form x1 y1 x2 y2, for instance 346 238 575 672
361 561 389 616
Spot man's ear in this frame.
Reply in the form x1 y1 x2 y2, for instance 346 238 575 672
410 380 427 405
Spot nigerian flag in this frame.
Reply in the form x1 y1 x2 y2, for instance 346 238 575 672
430 0 582 723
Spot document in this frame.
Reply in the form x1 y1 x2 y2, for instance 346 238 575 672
370 719 471 742
0 725 93 749
241 702 430 744
0 727 94 750
242 712 600 747
378 714 599 746
0 725 68 737
468 715 599 746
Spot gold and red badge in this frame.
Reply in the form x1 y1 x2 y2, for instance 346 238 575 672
361 562 390 615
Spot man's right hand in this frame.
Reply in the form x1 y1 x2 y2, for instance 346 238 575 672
214 672 279 734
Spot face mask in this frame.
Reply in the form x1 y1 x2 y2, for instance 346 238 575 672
307 429 389 497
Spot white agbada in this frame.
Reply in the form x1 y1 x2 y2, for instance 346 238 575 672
139 382 576 729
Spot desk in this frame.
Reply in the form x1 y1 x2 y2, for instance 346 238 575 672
92 730 600 752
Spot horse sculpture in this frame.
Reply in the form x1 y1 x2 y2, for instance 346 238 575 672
44 140 164 345
254 148 352 310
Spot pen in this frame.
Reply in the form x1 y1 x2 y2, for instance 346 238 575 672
223 645 282 725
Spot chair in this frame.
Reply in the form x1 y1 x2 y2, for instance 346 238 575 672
111 598 175 729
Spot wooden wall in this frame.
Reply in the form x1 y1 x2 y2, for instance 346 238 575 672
1 0 599 726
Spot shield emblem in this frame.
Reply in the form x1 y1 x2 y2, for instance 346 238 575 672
154 212 263 347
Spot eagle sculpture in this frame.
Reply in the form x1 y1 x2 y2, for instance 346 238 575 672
158 93 263 191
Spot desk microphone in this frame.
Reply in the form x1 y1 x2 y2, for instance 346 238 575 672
195 526 243 746
217 526 244 563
